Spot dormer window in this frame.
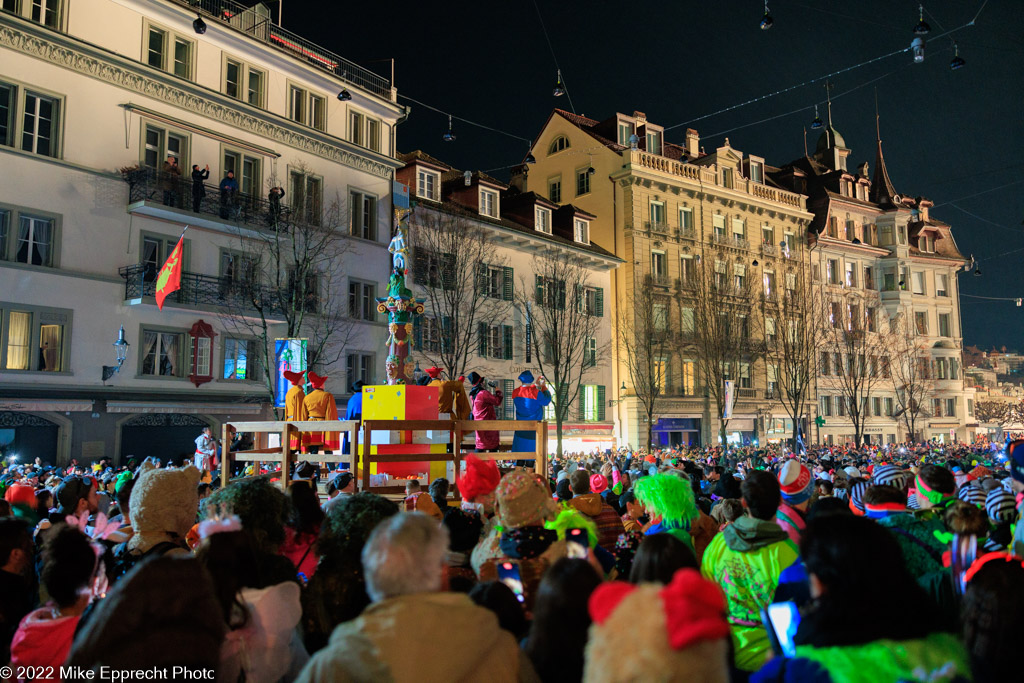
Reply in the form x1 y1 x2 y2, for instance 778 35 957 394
646 130 662 155
920 233 935 253
722 167 734 189
750 159 764 183
479 188 498 218
548 135 570 155
535 206 552 234
617 121 634 146
416 169 439 201
574 218 590 245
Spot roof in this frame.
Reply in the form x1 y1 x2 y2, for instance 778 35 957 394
398 150 451 171
869 138 899 206
549 109 627 152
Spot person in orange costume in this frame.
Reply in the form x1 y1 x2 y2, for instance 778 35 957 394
302 371 340 452
283 370 309 451
425 366 471 420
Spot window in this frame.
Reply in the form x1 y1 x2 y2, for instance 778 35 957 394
247 68 265 108
820 395 832 417
145 25 193 79
224 58 241 100
535 206 551 234
680 360 695 395
223 149 261 202
347 353 374 386
898 224 907 246
845 219 856 241
680 208 694 233
827 259 839 285
900 266 909 291
734 263 745 289
936 358 948 380
829 301 841 328
349 190 376 240
880 224 893 245
21 91 59 156
912 271 925 295
950 358 960 380
584 338 598 368
224 58 264 105
142 124 188 170
967 398 974 416
574 218 589 244
288 85 326 131
938 313 951 337
713 214 726 238
1 305 70 372
750 160 764 183
866 307 876 333
937 274 949 297
617 121 633 146
732 218 745 241
646 130 662 155
653 300 668 332
479 265 514 301
651 251 666 281
946 398 957 417
348 110 363 145
480 189 498 218
3 0 60 27
914 311 928 335
714 260 727 289
767 363 778 396
884 397 894 416
722 167 734 189
920 234 935 253
864 266 874 289
141 232 187 283
547 177 561 203
478 324 514 360
881 356 891 378
548 136 569 154
218 250 256 291
680 256 696 283
579 385 606 421
14 214 54 266
681 307 694 334
932 398 943 417
872 396 882 417
535 275 566 309
366 119 381 153
576 168 591 196
141 329 184 377
348 281 376 321
289 171 322 225
222 338 254 380
416 169 439 200
820 351 831 375
763 271 775 298
650 201 666 229
845 263 857 288
762 225 774 246
414 250 454 289
287 269 319 313
836 395 846 417
765 317 776 344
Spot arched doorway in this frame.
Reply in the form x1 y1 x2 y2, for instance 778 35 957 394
0 411 60 465
119 413 212 467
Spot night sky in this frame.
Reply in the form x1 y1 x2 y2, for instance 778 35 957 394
286 1 1024 351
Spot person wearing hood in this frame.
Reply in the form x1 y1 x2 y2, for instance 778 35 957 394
700 470 798 674
297 513 537 682
468 372 503 451
567 471 624 552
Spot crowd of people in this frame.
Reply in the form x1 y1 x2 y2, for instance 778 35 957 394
1 435 1023 682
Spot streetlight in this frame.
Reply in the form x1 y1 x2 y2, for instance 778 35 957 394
102 325 130 381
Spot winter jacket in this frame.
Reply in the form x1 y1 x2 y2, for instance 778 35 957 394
875 511 946 578
701 516 799 672
472 388 503 450
280 525 320 580
775 502 808 545
10 607 79 681
569 493 625 551
296 592 539 682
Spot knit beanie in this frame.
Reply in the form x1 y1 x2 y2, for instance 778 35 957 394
872 465 906 490
985 488 1016 524
957 484 986 509
849 482 868 516
1007 439 1024 485
778 460 813 505
495 469 558 529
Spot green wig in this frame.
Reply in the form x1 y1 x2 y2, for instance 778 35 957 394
544 504 599 548
633 473 698 526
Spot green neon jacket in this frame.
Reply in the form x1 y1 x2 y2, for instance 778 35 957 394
793 632 970 683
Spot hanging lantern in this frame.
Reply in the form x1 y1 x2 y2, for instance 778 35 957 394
911 37 925 63
950 42 965 70
913 4 931 35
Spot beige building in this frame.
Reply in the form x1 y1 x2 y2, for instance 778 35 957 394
0 0 403 464
773 108 974 444
523 110 814 448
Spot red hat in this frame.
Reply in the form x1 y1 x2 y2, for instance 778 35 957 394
425 366 442 379
282 370 305 386
590 473 608 495
307 371 327 390
457 455 500 502
4 483 36 509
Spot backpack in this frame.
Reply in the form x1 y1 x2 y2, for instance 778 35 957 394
111 540 187 581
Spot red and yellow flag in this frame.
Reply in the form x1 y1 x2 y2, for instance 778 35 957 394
155 236 184 310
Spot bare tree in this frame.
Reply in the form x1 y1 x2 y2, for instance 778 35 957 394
408 207 512 378
688 255 761 446
889 315 934 441
619 276 673 450
517 250 605 457
759 273 821 447
222 166 354 414
816 289 893 445
975 400 1018 438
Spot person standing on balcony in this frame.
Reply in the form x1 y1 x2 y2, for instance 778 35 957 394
160 155 180 207
269 185 285 229
219 170 239 219
191 164 209 212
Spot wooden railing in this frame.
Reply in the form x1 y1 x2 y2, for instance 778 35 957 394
219 420 359 489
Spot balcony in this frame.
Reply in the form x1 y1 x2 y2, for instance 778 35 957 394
761 243 777 257
736 387 758 399
119 263 298 319
677 226 697 240
650 273 671 287
711 233 750 250
123 167 313 234
174 0 393 100
646 221 670 235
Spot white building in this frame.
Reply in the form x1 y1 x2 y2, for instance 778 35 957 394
397 151 621 453
0 0 404 465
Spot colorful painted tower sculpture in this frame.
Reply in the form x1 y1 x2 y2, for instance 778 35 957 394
377 187 424 385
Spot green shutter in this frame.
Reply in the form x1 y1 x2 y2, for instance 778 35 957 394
578 387 586 421
503 266 514 301
557 280 566 310
442 253 456 289
597 385 606 421
441 316 453 352
503 379 515 418
535 275 544 304
413 249 427 284
413 316 423 349
478 322 488 357
595 288 604 317
477 263 488 295
503 325 513 360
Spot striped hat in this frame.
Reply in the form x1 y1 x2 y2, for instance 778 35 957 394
872 465 906 490
849 482 868 516
907 492 921 510
778 460 813 505
985 488 1017 524
957 484 987 509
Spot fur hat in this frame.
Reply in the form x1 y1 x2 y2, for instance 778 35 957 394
128 461 200 553
778 460 813 505
985 488 1016 524
584 569 730 683
457 455 500 503
495 469 558 528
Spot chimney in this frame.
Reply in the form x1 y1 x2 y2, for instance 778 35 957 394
856 161 869 178
508 165 527 193
686 128 699 157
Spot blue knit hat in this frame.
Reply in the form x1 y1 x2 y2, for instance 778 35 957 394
985 488 1016 524
518 370 534 384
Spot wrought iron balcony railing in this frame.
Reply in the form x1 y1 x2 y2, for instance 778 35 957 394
173 0 393 99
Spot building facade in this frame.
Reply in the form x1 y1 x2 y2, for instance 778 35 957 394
397 151 621 453
0 0 404 464
773 108 973 444
523 110 815 448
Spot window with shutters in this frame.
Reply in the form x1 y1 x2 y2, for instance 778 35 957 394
413 249 456 289
584 337 597 367
413 316 444 353
580 286 603 316
478 323 513 360
579 385 606 421
536 275 566 310
479 264 513 300
502 379 515 418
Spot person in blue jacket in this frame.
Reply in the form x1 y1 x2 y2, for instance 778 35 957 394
342 380 364 455
511 371 551 465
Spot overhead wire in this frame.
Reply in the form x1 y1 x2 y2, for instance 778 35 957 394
532 0 576 115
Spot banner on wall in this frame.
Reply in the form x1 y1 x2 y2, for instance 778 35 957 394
274 338 308 407
723 380 736 420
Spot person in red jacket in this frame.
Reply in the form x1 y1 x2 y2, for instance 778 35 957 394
467 372 503 451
